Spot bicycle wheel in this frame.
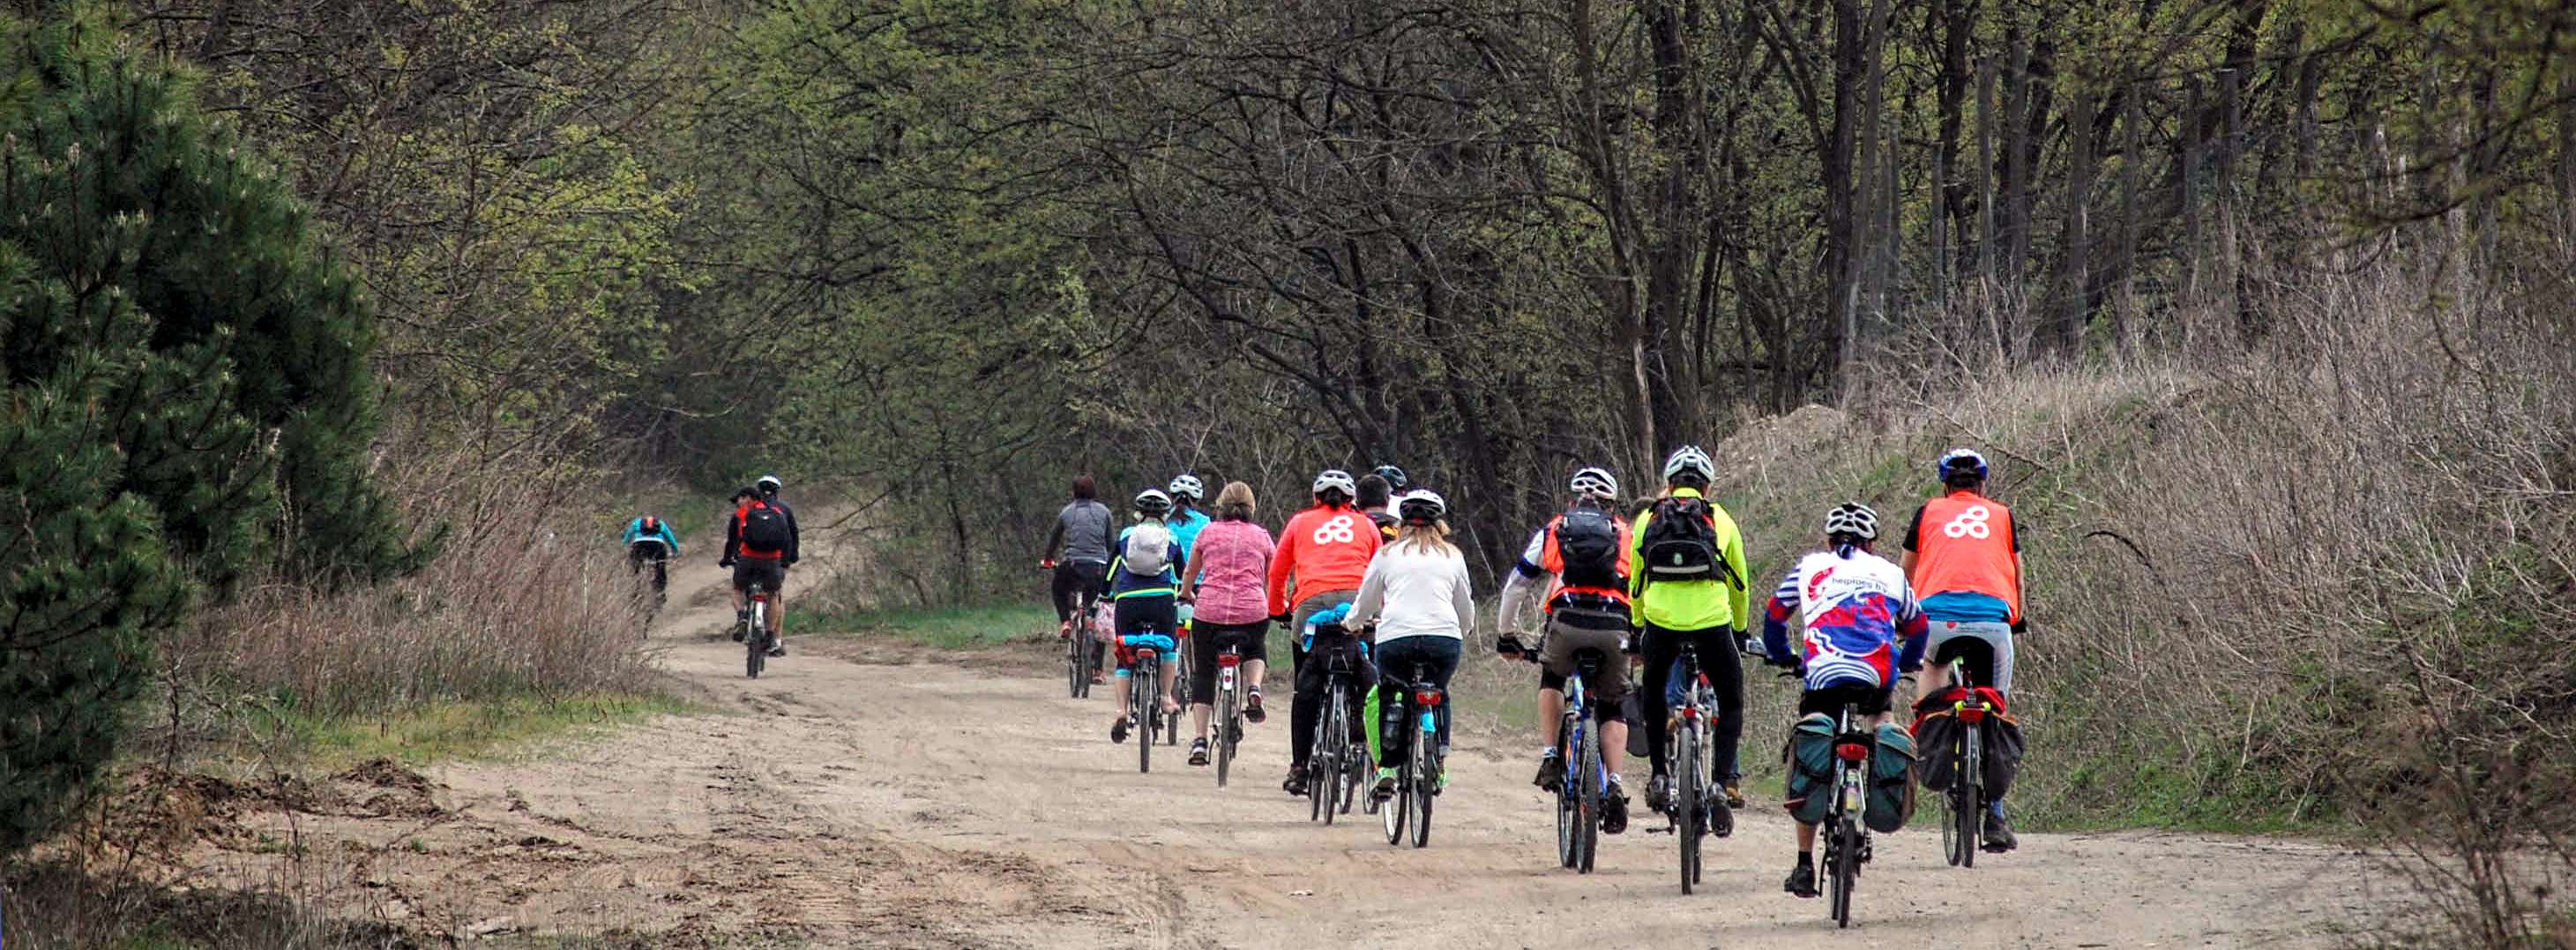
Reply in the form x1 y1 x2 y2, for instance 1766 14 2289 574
1576 729 1601 873
1319 689 1345 825
1216 684 1236 789
1065 627 1083 698
1410 714 1436 849
1831 816 1859 928
1165 648 1188 745
1677 718 1702 894
1555 717 1579 868
1136 657 1157 774
745 603 766 679
1381 737 1407 846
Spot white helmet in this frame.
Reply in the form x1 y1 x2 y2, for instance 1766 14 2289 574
1396 489 1446 524
1662 445 1715 483
1569 467 1620 501
756 474 783 494
1167 474 1205 500
1823 502 1879 541
1133 489 1173 515
1312 469 1357 497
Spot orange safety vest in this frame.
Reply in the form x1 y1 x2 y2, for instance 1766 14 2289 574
1911 491 2021 623
1539 512 1633 609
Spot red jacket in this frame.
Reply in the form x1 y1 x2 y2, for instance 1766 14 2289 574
1266 505 1380 615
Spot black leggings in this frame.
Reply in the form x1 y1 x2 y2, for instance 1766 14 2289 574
1051 560 1108 621
1638 623 1745 782
1190 620 1269 704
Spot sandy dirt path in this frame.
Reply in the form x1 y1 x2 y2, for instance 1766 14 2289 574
296 529 2387 948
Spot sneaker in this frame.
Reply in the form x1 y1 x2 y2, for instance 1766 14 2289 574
1243 690 1267 723
1723 782 1747 810
1533 750 1565 792
1645 773 1674 813
1059 620 1073 640
1982 812 2019 852
1433 771 1449 794
1188 738 1211 767
1784 859 1818 898
1602 778 1631 834
1282 769 1309 797
1090 669 1109 685
1110 715 1132 744
1372 768 1398 802
768 640 787 658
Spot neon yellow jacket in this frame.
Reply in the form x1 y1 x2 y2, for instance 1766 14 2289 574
1627 487 1751 632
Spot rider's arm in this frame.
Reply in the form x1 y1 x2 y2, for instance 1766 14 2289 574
782 505 801 564
1347 557 1388 625
1722 523 1752 635
1496 570 1543 635
1042 521 1065 563
1899 505 1924 576
622 519 641 546
658 524 682 557
1446 557 1477 639
1624 507 1652 626
1266 516 1299 617
1759 568 1801 667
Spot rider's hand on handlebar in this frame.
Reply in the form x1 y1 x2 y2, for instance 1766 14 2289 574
1040 558 1057 571
1495 634 1527 658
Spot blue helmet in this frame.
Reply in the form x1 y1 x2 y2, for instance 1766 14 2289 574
1936 449 1990 482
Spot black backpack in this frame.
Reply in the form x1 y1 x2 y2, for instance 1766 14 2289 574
1640 496 1723 582
740 501 792 555
1552 508 1623 589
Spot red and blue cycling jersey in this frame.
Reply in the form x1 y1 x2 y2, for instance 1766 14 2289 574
1761 548 1930 692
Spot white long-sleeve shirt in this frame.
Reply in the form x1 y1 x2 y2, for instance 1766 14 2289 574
1350 540 1475 644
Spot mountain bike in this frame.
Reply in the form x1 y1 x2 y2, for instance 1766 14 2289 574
630 540 668 625
1821 699 1876 929
1063 584 1101 699
1213 644 1247 788
1164 616 1190 748
1305 625 1368 826
1936 654 1997 868
1126 632 1170 773
1378 661 1446 849
743 583 773 679
1548 648 1610 872
1660 637 1732 894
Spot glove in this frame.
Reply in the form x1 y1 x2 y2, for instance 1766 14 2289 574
1495 634 1526 657
1738 634 1766 657
1271 613 1292 626
788 556 800 566
719 557 734 569
2011 617 2028 635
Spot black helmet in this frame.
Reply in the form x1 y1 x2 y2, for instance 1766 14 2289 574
1372 465 1410 490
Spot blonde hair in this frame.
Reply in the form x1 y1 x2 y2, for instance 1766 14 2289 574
1393 520 1458 556
1216 481 1257 520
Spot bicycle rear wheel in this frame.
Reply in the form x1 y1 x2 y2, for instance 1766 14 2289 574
745 603 766 679
1555 717 1579 868
1065 627 1083 698
1410 716 1436 849
1216 684 1236 789
1136 657 1158 774
1164 648 1188 745
1319 690 1345 825
1576 729 1601 873
1381 753 1407 846
1677 718 1702 893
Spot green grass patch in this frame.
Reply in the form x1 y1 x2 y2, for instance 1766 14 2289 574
269 692 695 769
809 602 1057 649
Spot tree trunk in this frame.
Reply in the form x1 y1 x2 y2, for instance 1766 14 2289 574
2057 84 2094 356
1827 0 1866 401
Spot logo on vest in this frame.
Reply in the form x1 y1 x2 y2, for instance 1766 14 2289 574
1941 505 1993 540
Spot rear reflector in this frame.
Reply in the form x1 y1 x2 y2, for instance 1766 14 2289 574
1960 706 1988 723
1835 743 1870 762
1217 655 1242 668
1415 690 1445 707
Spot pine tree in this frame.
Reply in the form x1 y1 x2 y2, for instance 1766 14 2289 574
0 5 424 853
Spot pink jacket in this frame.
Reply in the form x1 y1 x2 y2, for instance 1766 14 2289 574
1189 520 1276 625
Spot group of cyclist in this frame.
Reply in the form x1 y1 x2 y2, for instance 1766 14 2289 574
625 474 805 655
1039 445 2027 897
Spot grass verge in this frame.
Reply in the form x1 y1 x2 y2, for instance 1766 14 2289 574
806 602 1057 649
255 692 697 771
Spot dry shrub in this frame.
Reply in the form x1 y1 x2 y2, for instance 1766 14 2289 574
183 451 658 719
1735 251 2576 945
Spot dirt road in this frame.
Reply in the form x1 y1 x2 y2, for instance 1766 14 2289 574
262 537 2385 947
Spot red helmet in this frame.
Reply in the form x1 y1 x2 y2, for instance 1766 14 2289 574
640 515 661 532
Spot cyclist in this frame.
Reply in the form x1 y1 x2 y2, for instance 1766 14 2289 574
1496 467 1636 834
1167 474 1213 652
1354 490 1474 801
623 513 682 572
1178 482 1276 766
1108 489 1188 744
1268 468 1381 796
1630 445 1752 817
1356 473 1400 542
1900 447 2026 851
1758 503 1927 898
1042 476 1116 664
719 485 800 656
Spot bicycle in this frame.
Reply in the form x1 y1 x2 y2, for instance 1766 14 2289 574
1304 624 1369 826
1124 631 1171 773
1658 637 1734 893
1934 652 1998 868
1820 699 1876 929
1164 615 1191 748
1378 661 1446 849
1534 647 1609 873
743 582 773 679
630 540 669 624
1213 644 1247 788
1054 570 1102 699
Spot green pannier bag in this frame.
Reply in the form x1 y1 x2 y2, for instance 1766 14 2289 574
1866 722 1916 834
1782 714 1836 826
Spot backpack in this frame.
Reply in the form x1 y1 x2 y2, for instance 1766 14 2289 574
1122 520 1173 577
1641 496 1724 582
1553 508 1623 589
739 502 791 555
1367 510 1400 542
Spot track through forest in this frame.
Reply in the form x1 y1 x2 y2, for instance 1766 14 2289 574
250 529 2385 947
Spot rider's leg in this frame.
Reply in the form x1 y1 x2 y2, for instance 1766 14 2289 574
1638 625 1681 780
1536 685 1565 748
1702 626 1746 784
1051 564 1079 634
1189 624 1219 739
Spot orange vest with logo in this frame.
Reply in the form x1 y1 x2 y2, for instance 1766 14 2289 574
1911 491 2021 622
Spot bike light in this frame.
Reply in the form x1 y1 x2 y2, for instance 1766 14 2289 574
1216 655 1242 668
1960 706 1989 723
1835 743 1870 762
1415 690 1445 707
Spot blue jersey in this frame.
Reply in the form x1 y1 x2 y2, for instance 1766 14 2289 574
623 517 681 556
1169 508 1212 562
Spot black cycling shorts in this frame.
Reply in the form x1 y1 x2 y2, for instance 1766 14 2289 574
731 558 787 595
1798 682 1893 718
